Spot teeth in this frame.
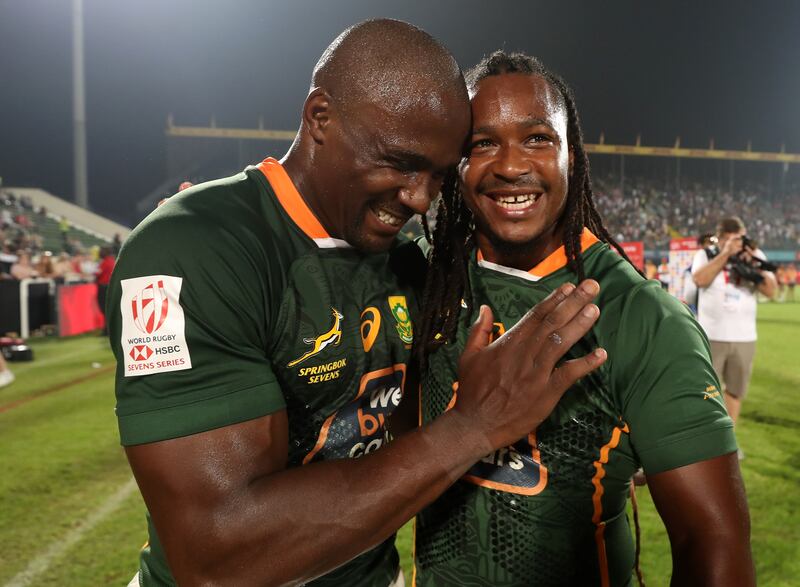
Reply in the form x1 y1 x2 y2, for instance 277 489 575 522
376 208 403 226
494 193 539 209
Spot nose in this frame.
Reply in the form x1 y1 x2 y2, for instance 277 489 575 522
491 144 532 181
398 173 437 215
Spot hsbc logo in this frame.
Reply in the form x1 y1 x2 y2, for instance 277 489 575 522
129 345 153 361
131 280 169 334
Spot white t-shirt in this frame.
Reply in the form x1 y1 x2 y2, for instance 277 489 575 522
691 248 758 342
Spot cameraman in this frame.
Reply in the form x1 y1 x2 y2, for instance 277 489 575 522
691 217 777 440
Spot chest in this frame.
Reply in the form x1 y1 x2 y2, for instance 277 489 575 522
269 252 416 464
426 273 630 497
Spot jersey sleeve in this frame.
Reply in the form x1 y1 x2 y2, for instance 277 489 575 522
109 204 285 446
609 282 736 474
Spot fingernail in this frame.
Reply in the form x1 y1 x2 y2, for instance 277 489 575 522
594 348 607 360
562 283 576 296
580 281 597 294
582 304 598 318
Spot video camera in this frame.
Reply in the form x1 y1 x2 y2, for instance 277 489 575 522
728 235 778 285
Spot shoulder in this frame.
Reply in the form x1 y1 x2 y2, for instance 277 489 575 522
115 170 284 282
585 244 647 305
618 279 695 332
691 248 710 270
597 273 702 362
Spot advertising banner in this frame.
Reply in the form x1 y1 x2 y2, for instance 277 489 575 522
668 237 700 304
620 241 645 270
58 283 104 336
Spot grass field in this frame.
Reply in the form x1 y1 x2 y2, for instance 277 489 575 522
1 303 799 586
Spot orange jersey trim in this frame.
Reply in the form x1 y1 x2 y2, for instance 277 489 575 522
302 364 406 465
590 422 630 587
445 381 458 411
477 228 600 279
256 157 330 240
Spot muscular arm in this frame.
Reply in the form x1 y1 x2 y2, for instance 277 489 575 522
127 281 607 586
127 407 489 586
646 452 755 587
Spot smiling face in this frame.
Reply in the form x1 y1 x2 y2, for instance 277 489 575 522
314 93 470 253
460 73 573 268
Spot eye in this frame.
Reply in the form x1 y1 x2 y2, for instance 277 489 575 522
389 159 413 173
467 138 494 154
383 155 423 175
526 134 555 146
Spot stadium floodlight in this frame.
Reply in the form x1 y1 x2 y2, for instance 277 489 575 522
73 0 89 209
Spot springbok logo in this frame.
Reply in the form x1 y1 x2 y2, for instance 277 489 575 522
288 308 343 367
131 280 169 334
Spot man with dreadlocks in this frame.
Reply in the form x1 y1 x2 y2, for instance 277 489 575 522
412 52 754 586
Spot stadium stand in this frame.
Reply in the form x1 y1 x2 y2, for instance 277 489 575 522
2 187 130 245
593 175 800 252
1 187 127 338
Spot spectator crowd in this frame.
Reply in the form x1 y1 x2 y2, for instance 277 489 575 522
3 178 799 285
593 175 800 251
1 190 121 283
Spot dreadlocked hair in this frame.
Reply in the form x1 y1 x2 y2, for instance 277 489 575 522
415 50 642 372
413 168 474 372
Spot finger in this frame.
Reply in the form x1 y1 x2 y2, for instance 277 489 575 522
536 302 601 368
501 282 577 340
548 348 607 394
513 279 599 341
460 305 495 361
530 281 577 319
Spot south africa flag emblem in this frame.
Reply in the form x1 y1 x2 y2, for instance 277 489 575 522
388 295 413 345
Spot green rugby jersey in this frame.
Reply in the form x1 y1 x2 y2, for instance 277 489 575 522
109 158 419 587
414 230 736 587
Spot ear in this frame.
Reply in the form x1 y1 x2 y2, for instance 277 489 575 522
303 87 334 145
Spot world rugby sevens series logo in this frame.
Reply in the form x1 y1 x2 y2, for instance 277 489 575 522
131 280 169 334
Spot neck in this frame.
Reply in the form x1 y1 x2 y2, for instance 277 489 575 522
279 136 337 236
280 136 316 203
475 223 565 272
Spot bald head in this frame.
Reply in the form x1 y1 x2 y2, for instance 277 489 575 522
311 19 466 117
283 20 470 254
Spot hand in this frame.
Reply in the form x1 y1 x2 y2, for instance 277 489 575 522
453 280 606 451
721 236 743 258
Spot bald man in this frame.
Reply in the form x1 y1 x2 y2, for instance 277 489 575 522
110 20 606 586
